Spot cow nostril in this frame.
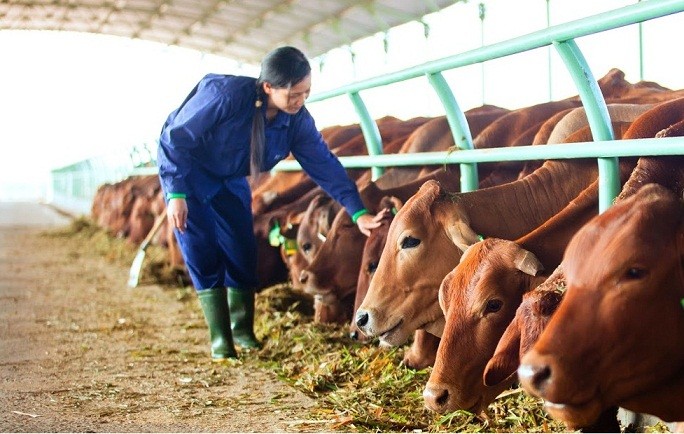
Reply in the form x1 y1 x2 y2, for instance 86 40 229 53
424 387 450 411
356 311 369 328
299 270 309 284
435 389 449 407
519 363 552 392
349 330 358 340
532 365 552 390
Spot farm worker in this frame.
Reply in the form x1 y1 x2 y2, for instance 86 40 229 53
157 46 382 360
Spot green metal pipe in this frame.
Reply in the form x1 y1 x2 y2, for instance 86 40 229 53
307 0 683 103
553 39 619 212
266 138 683 172
130 137 683 177
425 72 478 192
348 91 384 179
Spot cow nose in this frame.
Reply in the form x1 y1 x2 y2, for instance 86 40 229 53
518 362 552 393
299 270 309 284
355 310 369 328
423 385 450 412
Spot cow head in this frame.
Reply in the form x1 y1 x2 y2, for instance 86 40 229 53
299 207 365 324
424 238 544 414
483 281 564 388
350 197 401 341
289 194 339 291
355 180 481 346
518 183 684 428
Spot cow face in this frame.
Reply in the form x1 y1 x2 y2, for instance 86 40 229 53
299 207 365 323
483 284 563 388
355 181 480 346
350 200 399 341
424 239 543 414
291 194 338 291
518 184 684 428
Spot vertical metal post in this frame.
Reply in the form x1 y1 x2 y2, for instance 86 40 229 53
638 0 644 80
479 2 486 106
554 39 619 212
426 72 479 192
348 91 384 179
546 0 553 100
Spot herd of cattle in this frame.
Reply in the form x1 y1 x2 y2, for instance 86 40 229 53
90 68 684 432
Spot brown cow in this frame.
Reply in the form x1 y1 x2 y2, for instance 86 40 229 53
285 193 341 291
355 136 626 346
300 166 466 325
356 91 668 344
303 100 573 326
422 110 647 414
345 103 644 369
483 97 684 388
517 183 684 429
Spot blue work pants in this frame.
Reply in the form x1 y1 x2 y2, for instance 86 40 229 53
174 177 257 291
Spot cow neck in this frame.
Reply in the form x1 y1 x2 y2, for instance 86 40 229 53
617 156 684 202
451 159 599 241
513 157 639 270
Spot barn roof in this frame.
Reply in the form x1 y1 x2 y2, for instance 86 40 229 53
1 0 460 65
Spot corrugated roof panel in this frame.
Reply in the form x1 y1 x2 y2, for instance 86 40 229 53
1 0 461 64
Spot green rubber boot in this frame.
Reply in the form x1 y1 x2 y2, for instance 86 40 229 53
228 287 261 349
197 287 238 360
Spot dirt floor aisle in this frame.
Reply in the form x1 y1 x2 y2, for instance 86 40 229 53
0 202 324 433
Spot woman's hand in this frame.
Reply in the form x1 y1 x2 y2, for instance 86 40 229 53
355 212 383 237
167 198 188 234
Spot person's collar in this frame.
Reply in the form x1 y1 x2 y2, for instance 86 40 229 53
267 109 292 128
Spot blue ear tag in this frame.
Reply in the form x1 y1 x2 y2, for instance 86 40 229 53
268 223 282 247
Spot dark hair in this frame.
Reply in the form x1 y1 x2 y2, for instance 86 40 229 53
251 46 312 178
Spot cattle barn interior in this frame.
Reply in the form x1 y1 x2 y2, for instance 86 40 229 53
2 0 684 432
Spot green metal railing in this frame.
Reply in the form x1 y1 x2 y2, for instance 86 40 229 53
271 0 684 212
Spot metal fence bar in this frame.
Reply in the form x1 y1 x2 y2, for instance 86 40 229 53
553 39 618 212
265 137 684 171
347 91 384 180
306 0 684 103
425 72 478 192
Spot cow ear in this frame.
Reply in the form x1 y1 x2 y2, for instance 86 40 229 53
316 205 333 234
514 248 544 276
388 196 403 212
447 220 481 252
288 211 304 227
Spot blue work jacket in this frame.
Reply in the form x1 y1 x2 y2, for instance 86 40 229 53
157 74 365 216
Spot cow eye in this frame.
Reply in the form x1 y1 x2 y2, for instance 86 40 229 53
625 267 646 280
367 261 379 274
485 299 503 313
401 236 421 249
301 242 312 253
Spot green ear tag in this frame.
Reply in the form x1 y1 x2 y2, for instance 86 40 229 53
283 238 298 256
268 224 282 247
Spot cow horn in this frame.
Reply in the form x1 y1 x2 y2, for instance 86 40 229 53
447 220 481 252
514 249 544 276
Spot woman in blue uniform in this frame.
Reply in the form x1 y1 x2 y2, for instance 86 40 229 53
157 46 381 360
